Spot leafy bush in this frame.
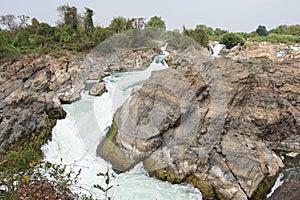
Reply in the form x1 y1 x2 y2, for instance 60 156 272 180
221 32 244 49
145 16 166 29
256 25 269 36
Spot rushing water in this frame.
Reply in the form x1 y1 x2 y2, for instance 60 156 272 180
41 63 202 199
209 42 225 57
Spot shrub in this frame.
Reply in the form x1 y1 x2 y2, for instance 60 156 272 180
221 32 244 49
256 25 269 36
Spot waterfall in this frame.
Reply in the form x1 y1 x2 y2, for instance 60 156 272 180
209 41 225 57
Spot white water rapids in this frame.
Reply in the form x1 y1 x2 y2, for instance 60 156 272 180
41 63 202 200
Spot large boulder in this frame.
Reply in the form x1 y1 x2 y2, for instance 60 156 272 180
97 48 300 199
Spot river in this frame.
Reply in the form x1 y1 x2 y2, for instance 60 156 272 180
41 62 202 200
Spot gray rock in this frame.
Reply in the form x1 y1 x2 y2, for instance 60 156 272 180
89 82 107 96
98 51 300 199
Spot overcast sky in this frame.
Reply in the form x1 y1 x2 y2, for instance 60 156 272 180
0 0 299 32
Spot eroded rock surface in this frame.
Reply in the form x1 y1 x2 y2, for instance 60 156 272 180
98 48 300 199
0 54 80 147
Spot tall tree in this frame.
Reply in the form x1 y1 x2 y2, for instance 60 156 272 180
194 26 209 48
17 15 30 28
57 5 79 30
145 16 166 29
83 7 94 36
0 14 18 32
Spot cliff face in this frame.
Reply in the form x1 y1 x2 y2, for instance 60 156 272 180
0 54 81 148
98 47 300 199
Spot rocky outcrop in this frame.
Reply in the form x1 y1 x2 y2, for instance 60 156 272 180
0 54 80 148
225 41 300 62
0 47 162 148
98 47 300 199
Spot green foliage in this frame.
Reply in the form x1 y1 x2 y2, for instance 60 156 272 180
92 27 114 45
57 4 79 30
0 141 90 199
249 33 300 44
256 25 269 36
1 4 299 60
109 17 128 33
94 169 115 200
83 7 94 37
183 25 209 48
36 22 55 38
0 29 18 58
145 16 166 29
271 24 300 36
214 28 228 37
220 32 244 49
13 28 31 49
194 25 209 48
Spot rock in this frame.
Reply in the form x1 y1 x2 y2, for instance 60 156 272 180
268 180 300 200
108 48 162 72
224 41 300 62
89 82 107 96
0 54 73 148
97 47 300 199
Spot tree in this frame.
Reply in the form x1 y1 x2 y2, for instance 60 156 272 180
57 5 79 30
183 25 209 48
0 14 18 32
194 26 209 48
17 15 30 28
109 17 127 33
36 22 55 38
220 32 244 49
128 18 145 29
13 28 31 48
92 27 113 44
145 16 166 29
29 18 40 33
83 7 94 36
214 28 228 37
0 29 17 58
256 25 269 36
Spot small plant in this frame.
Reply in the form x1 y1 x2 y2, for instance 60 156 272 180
93 169 115 200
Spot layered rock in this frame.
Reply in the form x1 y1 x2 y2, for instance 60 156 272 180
0 54 79 148
98 47 300 199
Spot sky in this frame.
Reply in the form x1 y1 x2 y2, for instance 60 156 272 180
0 0 299 32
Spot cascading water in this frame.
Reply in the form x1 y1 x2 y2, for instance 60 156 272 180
209 41 225 57
41 59 202 199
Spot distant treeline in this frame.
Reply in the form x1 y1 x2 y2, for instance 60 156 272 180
1 4 299 59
